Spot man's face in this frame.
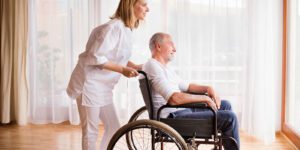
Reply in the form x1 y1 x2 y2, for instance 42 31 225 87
159 35 176 62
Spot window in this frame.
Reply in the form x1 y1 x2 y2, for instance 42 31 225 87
283 0 300 148
286 0 300 134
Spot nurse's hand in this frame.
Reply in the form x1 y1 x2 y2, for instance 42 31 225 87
122 67 139 78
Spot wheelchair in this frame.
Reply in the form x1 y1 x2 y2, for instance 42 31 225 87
108 71 238 150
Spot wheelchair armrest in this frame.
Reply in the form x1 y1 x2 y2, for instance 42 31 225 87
157 102 217 121
164 102 208 109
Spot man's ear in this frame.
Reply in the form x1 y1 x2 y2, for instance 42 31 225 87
155 43 161 51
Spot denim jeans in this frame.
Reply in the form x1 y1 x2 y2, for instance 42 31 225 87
168 100 240 150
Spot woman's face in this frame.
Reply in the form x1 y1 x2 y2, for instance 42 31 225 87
133 0 149 20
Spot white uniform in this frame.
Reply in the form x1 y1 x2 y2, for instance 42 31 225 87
66 19 133 150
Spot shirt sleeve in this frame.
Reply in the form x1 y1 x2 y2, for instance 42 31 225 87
179 80 190 92
82 24 121 67
143 61 181 101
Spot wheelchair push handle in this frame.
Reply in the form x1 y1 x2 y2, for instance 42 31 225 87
137 70 147 76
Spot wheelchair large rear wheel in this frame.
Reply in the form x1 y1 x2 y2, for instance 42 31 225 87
108 119 188 150
128 106 148 123
126 106 148 148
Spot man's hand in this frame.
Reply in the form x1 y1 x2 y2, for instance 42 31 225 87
121 67 138 78
213 95 221 109
205 98 218 111
197 95 218 111
207 87 221 109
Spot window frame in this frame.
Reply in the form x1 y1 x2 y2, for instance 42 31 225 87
282 0 300 148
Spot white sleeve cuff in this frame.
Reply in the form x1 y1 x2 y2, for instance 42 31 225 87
96 56 108 65
161 86 181 102
165 90 176 102
91 56 108 70
179 81 190 92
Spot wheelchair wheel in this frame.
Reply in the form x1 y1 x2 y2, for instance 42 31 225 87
126 106 148 148
108 119 188 150
128 106 148 123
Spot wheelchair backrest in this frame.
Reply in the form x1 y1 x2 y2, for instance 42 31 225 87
138 71 155 120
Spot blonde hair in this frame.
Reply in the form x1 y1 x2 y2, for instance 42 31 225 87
111 0 140 29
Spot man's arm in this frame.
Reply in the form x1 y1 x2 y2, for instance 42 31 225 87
168 92 217 110
187 84 221 109
143 60 217 110
187 83 210 94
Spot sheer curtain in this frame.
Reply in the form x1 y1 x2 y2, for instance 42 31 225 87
241 0 282 143
28 0 107 124
28 0 282 143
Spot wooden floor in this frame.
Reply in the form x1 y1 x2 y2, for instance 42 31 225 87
0 122 297 150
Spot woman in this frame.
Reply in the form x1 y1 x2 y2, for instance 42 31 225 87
66 0 149 149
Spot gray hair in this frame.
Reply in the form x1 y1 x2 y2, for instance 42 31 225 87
149 32 167 51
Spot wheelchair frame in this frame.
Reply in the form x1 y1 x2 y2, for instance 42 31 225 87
107 71 238 150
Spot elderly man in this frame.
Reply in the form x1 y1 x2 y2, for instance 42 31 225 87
142 32 240 150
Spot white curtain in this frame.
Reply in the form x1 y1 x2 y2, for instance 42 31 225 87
28 0 109 124
241 0 282 143
28 0 282 143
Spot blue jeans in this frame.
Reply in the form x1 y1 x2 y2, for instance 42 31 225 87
168 100 240 150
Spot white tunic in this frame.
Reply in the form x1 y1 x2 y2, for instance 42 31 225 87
67 19 133 107
142 59 190 118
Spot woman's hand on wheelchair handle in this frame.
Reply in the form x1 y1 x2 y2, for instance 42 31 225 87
121 67 139 78
122 67 139 78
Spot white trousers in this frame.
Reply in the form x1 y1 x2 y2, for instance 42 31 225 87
76 95 120 150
